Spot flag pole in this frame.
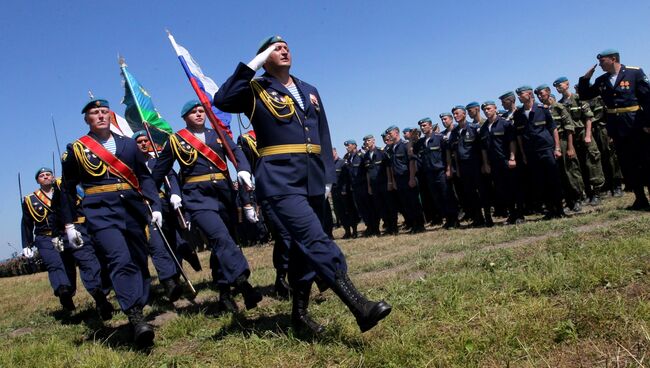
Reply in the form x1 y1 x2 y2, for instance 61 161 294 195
165 30 238 168
118 55 196 295
18 173 23 205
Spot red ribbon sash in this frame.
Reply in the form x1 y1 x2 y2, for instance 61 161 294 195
78 135 141 191
177 129 227 171
34 190 52 209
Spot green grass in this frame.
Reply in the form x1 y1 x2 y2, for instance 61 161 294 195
1 194 649 367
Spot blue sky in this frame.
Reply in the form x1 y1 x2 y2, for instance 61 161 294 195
2 0 650 259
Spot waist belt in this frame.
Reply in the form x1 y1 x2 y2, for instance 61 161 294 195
36 231 52 236
184 173 226 183
606 105 640 114
258 144 321 157
85 182 133 195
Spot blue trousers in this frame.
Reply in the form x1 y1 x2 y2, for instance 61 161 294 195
148 223 179 282
62 224 103 294
424 169 458 221
92 225 151 312
33 235 71 295
190 208 250 286
267 194 347 286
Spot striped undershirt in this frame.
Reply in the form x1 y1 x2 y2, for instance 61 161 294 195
286 84 305 110
100 135 116 154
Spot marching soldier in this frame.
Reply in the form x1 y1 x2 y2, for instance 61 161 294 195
61 98 161 346
214 35 391 334
152 100 261 313
238 129 291 298
578 49 650 210
21 167 75 311
554 77 606 205
132 131 188 302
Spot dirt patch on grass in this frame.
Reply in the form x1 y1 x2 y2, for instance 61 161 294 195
8 327 34 338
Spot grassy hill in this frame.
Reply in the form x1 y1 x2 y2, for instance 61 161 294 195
1 194 649 367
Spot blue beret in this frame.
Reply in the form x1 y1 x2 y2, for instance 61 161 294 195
132 130 148 140
534 84 550 93
481 101 496 109
344 139 357 146
418 117 432 125
498 109 507 115
465 101 480 109
363 134 374 141
257 35 287 55
385 125 399 134
498 91 515 100
439 112 452 118
553 76 568 86
35 167 53 180
402 127 412 133
516 85 533 94
81 98 109 114
451 105 466 112
181 100 202 117
597 48 618 59
380 132 387 138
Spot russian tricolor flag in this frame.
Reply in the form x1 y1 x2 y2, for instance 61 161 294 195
167 31 233 137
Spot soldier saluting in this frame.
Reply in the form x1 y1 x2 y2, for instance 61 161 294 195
578 49 650 210
214 35 391 334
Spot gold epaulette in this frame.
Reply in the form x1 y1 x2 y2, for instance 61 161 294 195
627 66 640 70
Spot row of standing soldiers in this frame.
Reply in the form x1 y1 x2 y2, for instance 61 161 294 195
332 50 650 236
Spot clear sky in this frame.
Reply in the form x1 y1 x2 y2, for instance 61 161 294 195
2 0 650 259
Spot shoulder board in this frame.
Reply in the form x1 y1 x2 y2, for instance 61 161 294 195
627 66 640 70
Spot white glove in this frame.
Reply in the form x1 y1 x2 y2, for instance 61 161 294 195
51 237 64 253
151 211 163 228
169 194 183 210
243 206 259 223
65 224 84 248
246 44 276 71
238 171 254 190
22 247 34 258
325 183 332 197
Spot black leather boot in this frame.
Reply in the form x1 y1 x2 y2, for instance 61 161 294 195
162 275 183 302
184 249 202 272
57 285 75 311
291 282 325 334
274 271 291 300
217 284 239 313
331 270 391 332
484 208 494 228
234 275 263 309
90 288 114 321
126 306 154 347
